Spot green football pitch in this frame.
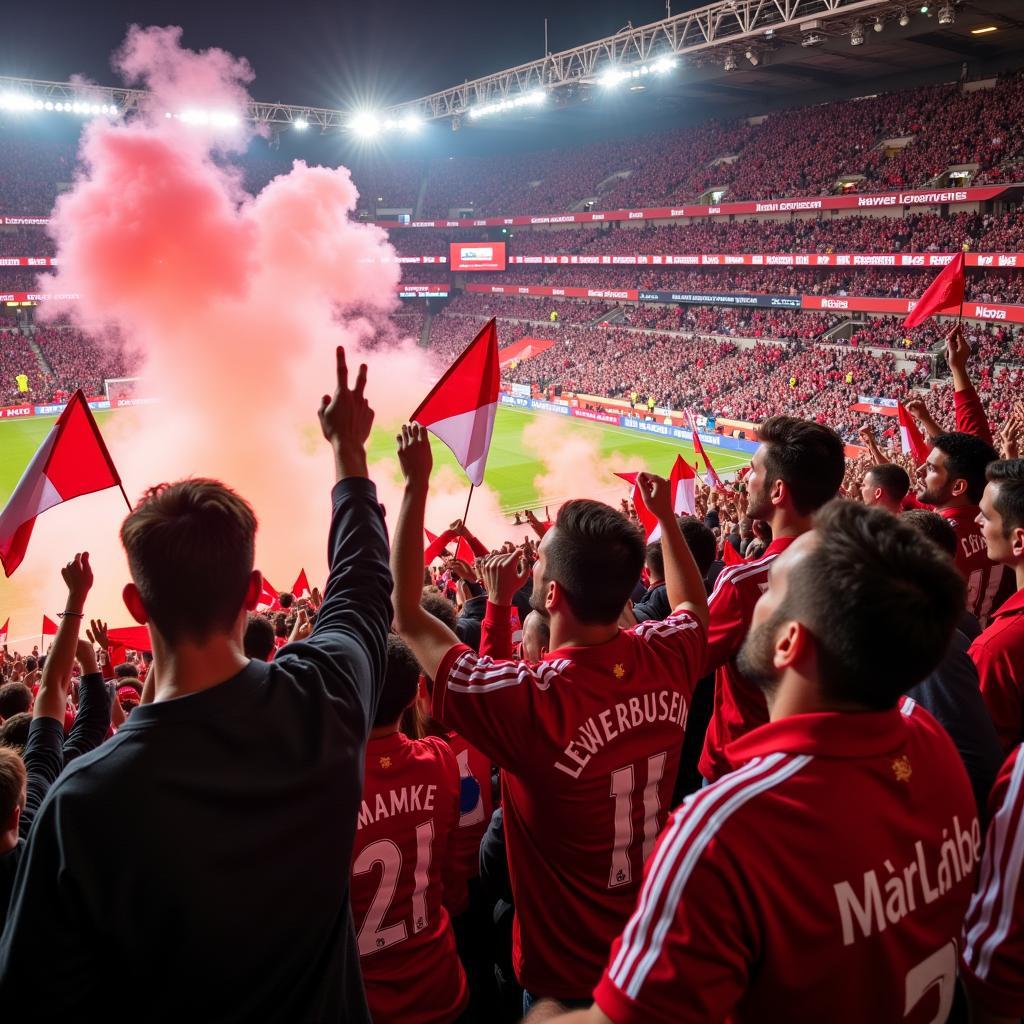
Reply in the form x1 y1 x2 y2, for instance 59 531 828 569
0 405 751 513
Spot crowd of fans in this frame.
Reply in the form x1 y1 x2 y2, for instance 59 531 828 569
1 334 1023 1023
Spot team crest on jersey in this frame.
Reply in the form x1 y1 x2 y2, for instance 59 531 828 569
378 756 392 769
891 755 912 782
613 663 625 679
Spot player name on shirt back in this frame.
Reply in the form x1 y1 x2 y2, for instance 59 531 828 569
554 689 689 779
357 784 439 828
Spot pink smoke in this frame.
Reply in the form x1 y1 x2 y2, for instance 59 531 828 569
4 25 442 628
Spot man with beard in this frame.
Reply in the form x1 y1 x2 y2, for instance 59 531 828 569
530 502 977 1024
699 416 845 784
390 423 708 1012
917 432 1011 628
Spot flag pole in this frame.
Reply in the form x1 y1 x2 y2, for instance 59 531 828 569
117 482 133 513
461 485 475 532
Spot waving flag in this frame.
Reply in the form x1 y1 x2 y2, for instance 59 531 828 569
0 390 123 577
616 456 696 542
897 402 932 464
903 252 965 329
291 569 311 599
257 578 281 611
42 615 58 637
685 410 726 492
0 618 8 646
412 318 500 487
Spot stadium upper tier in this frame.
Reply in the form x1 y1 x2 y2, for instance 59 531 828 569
3 73 1024 220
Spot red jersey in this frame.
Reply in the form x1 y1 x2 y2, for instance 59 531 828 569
699 537 796 784
971 588 1024 754
939 505 1010 627
961 744 1024 1018
595 699 979 1024
433 610 705 999
442 730 495 916
351 733 467 1024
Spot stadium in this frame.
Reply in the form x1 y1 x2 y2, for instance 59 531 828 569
1 0 1023 1020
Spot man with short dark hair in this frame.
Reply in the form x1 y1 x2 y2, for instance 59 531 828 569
242 613 276 662
392 422 709 1009
0 349 392 1021
918 432 1010 626
0 685 31 723
971 459 1024 753
351 634 466 1022
532 502 977 1024
861 463 910 514
700 416 846 784
0 749 26 931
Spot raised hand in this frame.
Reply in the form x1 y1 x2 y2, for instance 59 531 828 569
318 346 373 479
903 398 929 422
288 608 313 643
636 472 674 522
61 553 93 613
944 324 970 378
75 638 99 676
87 618 109 650
396 422 433 491
477 552 530 607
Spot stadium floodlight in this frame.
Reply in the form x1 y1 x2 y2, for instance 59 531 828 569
400 113 423 132
937 3 955 24
723 52 737 71
850 21 866 44
651 56 676 74
874 17 885 31
294 117 308 131
745 49 759 65
920 5 929 12
899 9 910 25
350 111 382 137
600 66 626 88
1 92 36 112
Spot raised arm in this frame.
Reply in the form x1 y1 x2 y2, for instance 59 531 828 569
274 346 392 723
476 553 529 659
904 397 944 444
391 423 461 682
62 640 112 765
947 325 993 445
636 473 709 631
858 424 890 465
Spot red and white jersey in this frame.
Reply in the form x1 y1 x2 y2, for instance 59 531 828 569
972 589 1024 754
433 610 705 1000
939 505 1010 628
351 733 467 1024
595 700 979 1024
699 537 795 784
962 744 1024 1019
442 730 495 917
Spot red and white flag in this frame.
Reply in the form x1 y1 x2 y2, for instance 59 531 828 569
903 251 966 330
412 318 500 487
257 577 281 611
616 456 696 542
42 614 58 637
291 569 311 599
897 402 932 464
0 390 122 577
685 409 726 492
0 618 8 645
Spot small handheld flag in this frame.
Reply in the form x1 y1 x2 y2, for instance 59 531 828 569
903 252 965 330
412 319 500 487
0 391 125 577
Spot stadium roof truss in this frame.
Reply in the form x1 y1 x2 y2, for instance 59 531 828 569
0 0 981 130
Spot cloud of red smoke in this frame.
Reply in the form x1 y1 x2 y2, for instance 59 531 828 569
3 25 443 629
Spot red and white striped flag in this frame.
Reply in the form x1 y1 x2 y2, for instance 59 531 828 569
897 402 931 464
412 318 500 487
0 618 8 646
616 456 696 542
257 578 281 611
291 569 311 599
685 409 726 492
0 391 122 577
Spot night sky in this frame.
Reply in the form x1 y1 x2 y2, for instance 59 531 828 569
0 1 710 111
